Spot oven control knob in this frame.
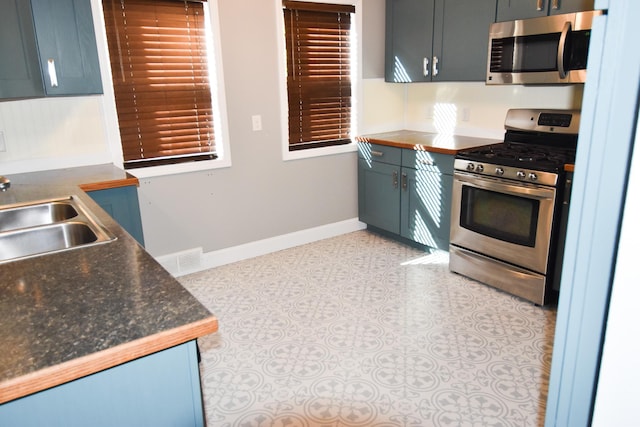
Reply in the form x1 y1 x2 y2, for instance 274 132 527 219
528 172 538 181
516 170 526 179
495 167 504 176
466 162 475 171
476 164 484 172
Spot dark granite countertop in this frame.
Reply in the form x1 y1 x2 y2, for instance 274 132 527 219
356 130 501 154
0 165 218 404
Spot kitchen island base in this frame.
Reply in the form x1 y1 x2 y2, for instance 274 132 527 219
0 341 205 427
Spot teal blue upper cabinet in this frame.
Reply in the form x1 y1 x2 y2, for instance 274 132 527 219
496 0 595 22
434 0 498 81
87 186 145 247
385 0 435 83
385 0 497 82
0 0 102 99
30 0 102 96
0 0 44 98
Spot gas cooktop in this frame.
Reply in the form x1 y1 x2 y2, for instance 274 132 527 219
456 140 577 172
456 109 580 173
454 109 580 187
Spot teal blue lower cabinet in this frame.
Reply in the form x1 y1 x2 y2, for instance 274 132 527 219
400 167 453 250
357 157 401 234
87 186 145 246
358 143 454 250
0 341 205 427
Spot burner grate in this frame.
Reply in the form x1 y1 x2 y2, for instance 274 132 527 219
457 142 576 171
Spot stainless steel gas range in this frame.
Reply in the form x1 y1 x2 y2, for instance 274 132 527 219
449 109 579 305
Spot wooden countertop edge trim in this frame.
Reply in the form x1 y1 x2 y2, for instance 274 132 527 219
356 138 463 155
79 176 140 192
0 316 218 405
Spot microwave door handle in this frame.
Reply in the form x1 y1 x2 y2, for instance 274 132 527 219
557 21 571 79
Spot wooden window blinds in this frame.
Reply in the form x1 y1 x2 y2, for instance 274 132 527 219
103 0 216 169
283 1 354 151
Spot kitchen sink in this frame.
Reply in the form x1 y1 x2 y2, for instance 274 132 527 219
0 196 116 263
0 200 79 232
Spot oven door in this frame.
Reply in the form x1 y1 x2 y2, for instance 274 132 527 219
450 171 556 274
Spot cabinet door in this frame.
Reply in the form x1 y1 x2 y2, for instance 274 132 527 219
496 0 547 21
87 186 145 247
496 0 595 21
400 167 452 250
30 0 102 95
385 0 435 82
548 0 595 15
433 0 497 81
0 0 44 98
358 158 401 234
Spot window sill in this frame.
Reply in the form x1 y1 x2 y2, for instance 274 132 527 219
124 156 232 178
282 141 357 161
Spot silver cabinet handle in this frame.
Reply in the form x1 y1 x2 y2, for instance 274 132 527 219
423 57 429 77
432 56 439 77
552 0 559 10
401 172 407 190
557 21 571 78
392 171 399 189
47 59 59 88
536 0 545 11
418 159 434 166
371 150 384 157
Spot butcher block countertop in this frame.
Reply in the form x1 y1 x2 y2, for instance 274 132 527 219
0 164 218 404
356 130 501 154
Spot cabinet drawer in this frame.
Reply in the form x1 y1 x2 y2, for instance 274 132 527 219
402 149 454 174
358 143 402 166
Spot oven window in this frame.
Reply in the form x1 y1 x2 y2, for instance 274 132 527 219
460 186 539 247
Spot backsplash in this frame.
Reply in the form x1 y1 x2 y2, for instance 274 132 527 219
408 82 584 138
360 79 584 139
0 96 112 174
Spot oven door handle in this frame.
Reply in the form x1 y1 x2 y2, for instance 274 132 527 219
454 172 556 200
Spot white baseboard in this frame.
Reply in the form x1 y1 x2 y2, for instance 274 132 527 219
156 218 366 277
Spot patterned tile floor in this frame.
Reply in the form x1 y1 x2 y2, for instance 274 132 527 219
180 231 557 427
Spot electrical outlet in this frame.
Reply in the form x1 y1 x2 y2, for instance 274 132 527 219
462 108 471 122
251 115 262 131
0 131 6 152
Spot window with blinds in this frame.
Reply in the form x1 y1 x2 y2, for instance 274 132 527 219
283 1 354 151
102 0 216 169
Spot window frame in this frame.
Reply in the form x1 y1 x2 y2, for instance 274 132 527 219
93 0 231 178
276 0 362 161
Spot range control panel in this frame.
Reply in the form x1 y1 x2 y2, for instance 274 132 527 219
504 109 581 134
454 159 559 187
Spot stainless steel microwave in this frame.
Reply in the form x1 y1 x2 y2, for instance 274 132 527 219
487 10 603 85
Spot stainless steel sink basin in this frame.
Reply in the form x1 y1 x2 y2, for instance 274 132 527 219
0 200 79 232
0 196 116 263
1 222 102 262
